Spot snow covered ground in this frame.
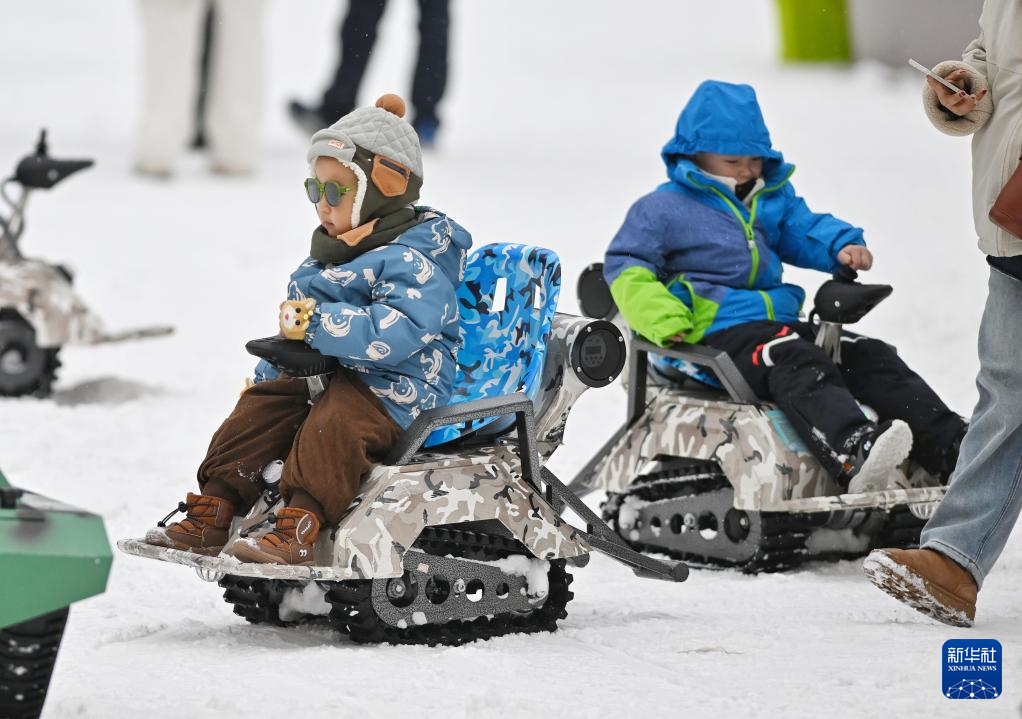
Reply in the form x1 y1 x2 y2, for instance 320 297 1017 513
1 1 1019 717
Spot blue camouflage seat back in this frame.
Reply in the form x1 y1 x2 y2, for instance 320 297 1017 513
424 243 562 447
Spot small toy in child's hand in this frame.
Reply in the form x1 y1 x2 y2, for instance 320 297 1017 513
278 299 317 340
908 59 964 94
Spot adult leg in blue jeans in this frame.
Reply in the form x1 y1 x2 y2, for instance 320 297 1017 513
865 268 1022 626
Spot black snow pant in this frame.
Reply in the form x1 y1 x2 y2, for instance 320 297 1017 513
700 321 966 479
319 0 450 125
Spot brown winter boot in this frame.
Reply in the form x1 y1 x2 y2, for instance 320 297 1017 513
229 508 320 566
144 492 235 555
863 548 978 627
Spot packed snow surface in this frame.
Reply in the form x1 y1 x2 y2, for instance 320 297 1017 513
1 1 1019 718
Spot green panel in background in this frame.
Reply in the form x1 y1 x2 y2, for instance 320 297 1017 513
777 0 852 62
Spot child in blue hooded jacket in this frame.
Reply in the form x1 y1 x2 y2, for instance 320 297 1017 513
143 95 472 565
605 81 965 492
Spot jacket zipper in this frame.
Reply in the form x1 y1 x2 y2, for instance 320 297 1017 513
689 170 794 320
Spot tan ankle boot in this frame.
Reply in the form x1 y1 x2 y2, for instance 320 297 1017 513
864 548 978 627
229 508 319 566
144 493 235 555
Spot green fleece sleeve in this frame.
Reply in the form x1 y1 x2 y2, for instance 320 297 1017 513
610 266 693 347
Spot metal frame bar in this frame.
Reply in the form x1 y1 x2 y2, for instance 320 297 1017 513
384 393 540 484
629 337 758 416
384 393 688 583
539 467 688 582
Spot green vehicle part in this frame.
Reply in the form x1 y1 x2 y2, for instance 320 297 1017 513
0 466 112 718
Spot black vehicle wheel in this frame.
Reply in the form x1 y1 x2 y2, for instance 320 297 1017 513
0 319 59 397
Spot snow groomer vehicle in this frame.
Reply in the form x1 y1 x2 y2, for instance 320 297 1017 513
0 130 172 397
118 244 688 645
569 264 947 573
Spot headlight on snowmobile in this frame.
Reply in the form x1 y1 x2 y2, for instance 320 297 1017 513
569 319 625 388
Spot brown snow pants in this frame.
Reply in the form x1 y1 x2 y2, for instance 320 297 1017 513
196 370 403 524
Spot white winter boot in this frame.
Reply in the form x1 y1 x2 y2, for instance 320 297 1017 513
843 419 913 493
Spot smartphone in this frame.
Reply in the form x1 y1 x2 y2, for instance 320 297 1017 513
908 59 966 94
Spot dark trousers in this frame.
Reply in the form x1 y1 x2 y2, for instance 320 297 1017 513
197 370 402 524
701 321 966 478
320 0 450 125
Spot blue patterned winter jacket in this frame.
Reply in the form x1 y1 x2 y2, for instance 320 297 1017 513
604 81 865 346
255 208 472 429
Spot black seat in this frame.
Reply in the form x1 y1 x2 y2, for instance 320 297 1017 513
577 262 617 320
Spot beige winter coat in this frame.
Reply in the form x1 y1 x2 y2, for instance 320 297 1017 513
923 0 1022 257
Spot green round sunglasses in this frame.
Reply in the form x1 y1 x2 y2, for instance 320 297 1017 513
305 178 354 207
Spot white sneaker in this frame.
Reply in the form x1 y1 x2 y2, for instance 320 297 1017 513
846 419 914 493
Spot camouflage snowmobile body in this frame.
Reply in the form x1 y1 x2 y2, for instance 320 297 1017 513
569 263 947 573
0 260 169 349
119 244 687 645
0 131 172 396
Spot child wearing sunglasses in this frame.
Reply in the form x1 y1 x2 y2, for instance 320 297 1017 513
143 94 472 565
604 80 966 493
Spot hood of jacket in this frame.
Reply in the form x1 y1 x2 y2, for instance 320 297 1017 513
661 81 793 192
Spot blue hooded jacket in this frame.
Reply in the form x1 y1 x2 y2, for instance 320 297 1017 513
254 208 472 429
603 81 865 346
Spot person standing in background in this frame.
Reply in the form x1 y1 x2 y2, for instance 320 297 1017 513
288 0 449 147
864 0 1022 627
134 0 266 177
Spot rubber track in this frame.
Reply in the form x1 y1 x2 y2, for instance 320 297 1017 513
218 527 574 646
0 607 68 719
324 526 573 646
603 460 922 574
219 575 304 627
869 505 926 552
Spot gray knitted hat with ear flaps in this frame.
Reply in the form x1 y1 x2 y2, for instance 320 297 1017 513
307 94 423 229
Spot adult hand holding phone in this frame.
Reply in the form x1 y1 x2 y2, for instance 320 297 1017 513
927 67 988 116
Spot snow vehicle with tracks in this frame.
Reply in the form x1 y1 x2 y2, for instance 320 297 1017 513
118 243 689 645
568 263 947 573
0 130 172 397
0 466 112 719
